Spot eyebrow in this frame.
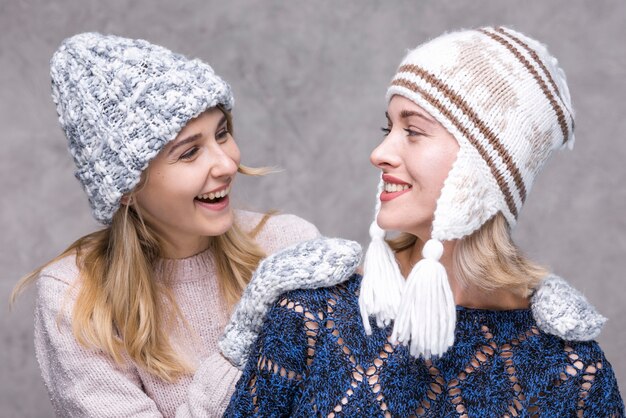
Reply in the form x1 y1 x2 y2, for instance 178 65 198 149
399 109 435 123
167 133 201 156
167 115 228 156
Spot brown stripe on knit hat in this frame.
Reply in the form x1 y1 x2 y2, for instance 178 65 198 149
396 63 528 206
495 27 562 96
391 77 519 218
478 28 570 145
494 26 575 133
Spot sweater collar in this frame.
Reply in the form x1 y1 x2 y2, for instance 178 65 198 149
154 247 215 283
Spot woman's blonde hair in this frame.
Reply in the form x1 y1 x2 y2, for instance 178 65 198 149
11 106 271 382
387 213 547 298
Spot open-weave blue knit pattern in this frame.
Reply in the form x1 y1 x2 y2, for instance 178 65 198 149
225 275 624 417
50 33 233 224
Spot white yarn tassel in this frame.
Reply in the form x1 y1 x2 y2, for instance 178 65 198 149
391 239 456 358
359 220 405 335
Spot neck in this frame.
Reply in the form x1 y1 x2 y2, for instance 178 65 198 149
160 235 211 259
396 239 529 310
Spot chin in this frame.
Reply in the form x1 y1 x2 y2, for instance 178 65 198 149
205 211 235 236
376 212 402 232
377 212 428 237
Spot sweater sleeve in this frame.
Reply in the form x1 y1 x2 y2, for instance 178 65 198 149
258 213 321 254
35 274 164 417
175 352 242 417
224 298 312 417
36 272 243 418
578 347 625 416
235 210 321 256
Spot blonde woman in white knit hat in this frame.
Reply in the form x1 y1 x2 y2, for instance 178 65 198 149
223 26 623 416
7 32 353 417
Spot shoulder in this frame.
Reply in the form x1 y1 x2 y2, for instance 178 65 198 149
220 239 362 368
235 210 320 255
248 274 362 352
532 334 623 413
231 280 362 385
531 274 606 341
35 253 81 313
38 252 81 288
265 273 361 333
274 273 362 309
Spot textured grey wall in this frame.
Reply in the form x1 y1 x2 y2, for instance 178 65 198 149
2 0 624 416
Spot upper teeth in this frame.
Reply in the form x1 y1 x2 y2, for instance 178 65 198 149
197 186 230 200
384 182 410 193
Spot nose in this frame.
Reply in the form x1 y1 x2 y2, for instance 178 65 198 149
370 135 401 170
207 143 240 179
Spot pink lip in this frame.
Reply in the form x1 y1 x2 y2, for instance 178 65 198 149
380 173 412 202
195 195 230 211
382 174 411 185
380 189 411 202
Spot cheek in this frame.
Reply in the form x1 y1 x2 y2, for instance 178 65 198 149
137 172 188 208
434 158 455 189
228 142 241 166
424 146 459 190
439 144 460 184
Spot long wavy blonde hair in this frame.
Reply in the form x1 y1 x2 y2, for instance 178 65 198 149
11 107 272 382
387 213 547 298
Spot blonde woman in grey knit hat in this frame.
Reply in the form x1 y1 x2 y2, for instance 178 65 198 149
7 32 357 417
222 27 623 416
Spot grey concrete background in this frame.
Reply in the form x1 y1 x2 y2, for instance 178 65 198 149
1 0 624 415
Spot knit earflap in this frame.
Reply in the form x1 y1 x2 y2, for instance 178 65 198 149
359 179 404 334
390 239 456 358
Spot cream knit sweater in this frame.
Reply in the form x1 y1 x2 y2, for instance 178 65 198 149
34 210 319 417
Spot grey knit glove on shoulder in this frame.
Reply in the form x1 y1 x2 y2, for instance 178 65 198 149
531 274 606 341
220 237 362 369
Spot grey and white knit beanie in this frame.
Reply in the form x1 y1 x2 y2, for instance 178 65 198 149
50 32 234 224
359 26 576 358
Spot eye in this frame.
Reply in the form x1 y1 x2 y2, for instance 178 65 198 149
216 126 230 143
403 127 426 137
179 147 199 160
380 126 391 136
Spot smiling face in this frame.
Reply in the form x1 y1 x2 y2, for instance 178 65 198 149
370 95 459 240
132 107 240 258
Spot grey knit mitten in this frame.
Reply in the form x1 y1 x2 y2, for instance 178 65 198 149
532 274 606 341
220 237 362 369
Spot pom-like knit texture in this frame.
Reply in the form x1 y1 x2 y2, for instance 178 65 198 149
220 237 362 369
225 275 624 417
531 274 606 341
50 32 234 224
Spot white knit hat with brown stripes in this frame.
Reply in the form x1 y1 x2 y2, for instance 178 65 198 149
359 26 575 359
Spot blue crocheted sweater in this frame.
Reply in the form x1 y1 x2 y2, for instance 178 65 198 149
225 274 624 417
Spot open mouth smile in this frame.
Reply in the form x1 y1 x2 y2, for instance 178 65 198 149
194 185 231 210
380 174 412 202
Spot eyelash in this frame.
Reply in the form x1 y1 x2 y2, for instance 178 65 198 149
178 127 230 160
380 126 425 137
180 147 199 160
216 127 229 142
403 128 425 137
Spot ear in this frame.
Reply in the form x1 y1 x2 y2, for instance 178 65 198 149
120 194 133 206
